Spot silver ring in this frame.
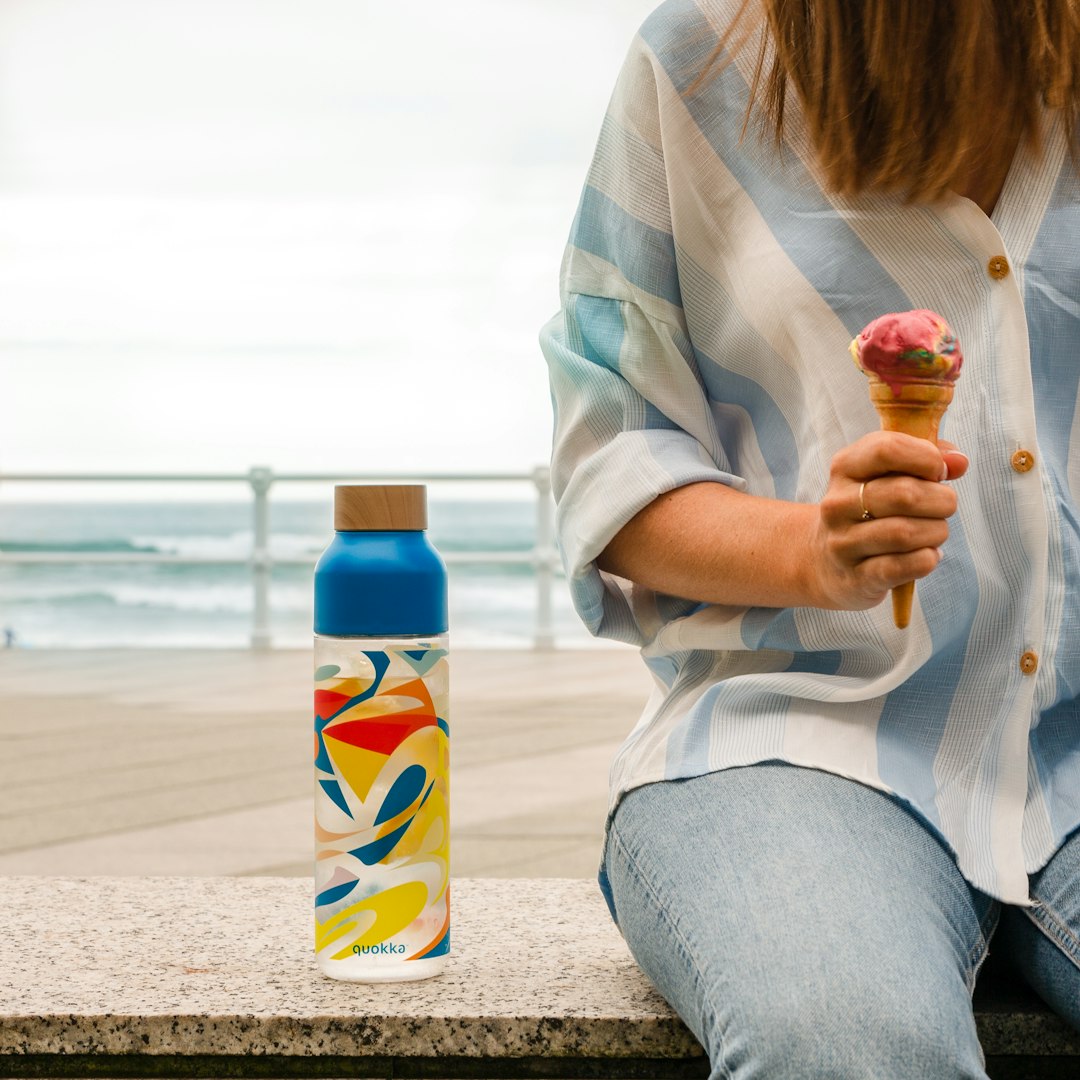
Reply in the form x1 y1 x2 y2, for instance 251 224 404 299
859 481 875 522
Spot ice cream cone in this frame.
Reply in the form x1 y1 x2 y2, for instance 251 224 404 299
850 310 962 630
867 380 955 628
867 380 953 442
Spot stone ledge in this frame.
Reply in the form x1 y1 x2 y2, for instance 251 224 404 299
0 876 1076 1078
0 877 696 1062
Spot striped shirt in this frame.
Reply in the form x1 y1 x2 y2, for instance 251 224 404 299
540 0 1080 905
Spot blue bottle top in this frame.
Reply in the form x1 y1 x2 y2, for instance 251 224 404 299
313 486 448 637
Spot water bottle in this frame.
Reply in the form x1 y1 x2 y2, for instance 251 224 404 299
313 484 449 981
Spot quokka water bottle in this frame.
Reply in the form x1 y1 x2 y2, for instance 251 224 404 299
313 484 449 981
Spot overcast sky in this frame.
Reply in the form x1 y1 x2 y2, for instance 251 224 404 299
0 0 659 497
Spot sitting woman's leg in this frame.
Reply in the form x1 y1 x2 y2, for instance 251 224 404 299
604 763 998 1080
996 826 1080 1030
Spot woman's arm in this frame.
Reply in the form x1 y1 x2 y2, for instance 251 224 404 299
598 432 969 612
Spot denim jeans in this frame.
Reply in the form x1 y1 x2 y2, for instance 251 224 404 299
603 763 1080 1079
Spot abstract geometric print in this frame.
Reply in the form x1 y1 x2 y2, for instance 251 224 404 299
314 646 449 964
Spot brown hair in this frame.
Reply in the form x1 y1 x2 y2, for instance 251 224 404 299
701 0 1080 202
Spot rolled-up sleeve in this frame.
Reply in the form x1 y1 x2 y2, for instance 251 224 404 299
542 296 743 644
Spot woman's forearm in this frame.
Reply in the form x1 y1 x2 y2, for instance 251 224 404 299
595 436 965 614
597 481 824 609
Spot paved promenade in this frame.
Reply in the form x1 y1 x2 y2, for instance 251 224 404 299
0 647 651 878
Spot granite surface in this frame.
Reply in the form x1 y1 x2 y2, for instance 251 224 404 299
0 876 702 1059
1 876 1078 1063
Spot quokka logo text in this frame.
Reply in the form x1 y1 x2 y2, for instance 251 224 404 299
353 942 406 956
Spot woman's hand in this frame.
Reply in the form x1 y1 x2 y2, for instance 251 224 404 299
597 432 967 613
807 432 969 611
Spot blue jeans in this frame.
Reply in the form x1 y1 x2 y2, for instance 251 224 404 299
603 764 1080 1079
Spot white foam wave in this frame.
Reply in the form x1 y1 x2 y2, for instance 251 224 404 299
131 531 254 559
2 576 562 615
116 582 317 613
271 533 326 558
2 582 314 614
129 530 324 559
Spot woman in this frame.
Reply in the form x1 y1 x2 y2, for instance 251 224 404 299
540 0 1080 1075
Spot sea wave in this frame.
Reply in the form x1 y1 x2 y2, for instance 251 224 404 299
131 531 324 559
0 532 326 559
2 578 533 614
0 539 159 554
2 581 315 614
0 578 590 648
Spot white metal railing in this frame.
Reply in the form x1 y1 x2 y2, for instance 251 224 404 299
0 467 559 650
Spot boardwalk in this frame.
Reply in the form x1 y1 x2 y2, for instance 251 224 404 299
0 647 651 878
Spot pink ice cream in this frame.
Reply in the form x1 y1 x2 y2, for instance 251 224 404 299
850 309 963 396
849 309 962 630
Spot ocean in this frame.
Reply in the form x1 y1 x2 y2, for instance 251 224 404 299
0 500 592 649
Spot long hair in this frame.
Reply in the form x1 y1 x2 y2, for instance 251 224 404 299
701 0 1080 201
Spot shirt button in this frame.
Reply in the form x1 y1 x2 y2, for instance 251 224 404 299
1011 449 1035 473
988 255 1010 279
1020 650 1039 676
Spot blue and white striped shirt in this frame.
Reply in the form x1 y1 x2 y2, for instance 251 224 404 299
540 0 1080 905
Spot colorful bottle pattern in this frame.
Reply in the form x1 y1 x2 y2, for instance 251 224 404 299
314 640 450 979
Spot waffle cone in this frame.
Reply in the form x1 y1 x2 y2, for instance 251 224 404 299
868 380 953 441
867 379 955 629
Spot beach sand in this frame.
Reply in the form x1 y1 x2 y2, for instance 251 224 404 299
0 646 650 877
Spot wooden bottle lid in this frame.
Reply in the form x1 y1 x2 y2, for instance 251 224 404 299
334 485 427 531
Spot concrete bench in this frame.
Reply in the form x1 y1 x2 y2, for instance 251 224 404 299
0 877 1076 1078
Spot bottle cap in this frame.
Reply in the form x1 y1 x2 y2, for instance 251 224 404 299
334 485 427 532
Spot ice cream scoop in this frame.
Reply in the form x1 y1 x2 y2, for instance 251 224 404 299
850 309 963 629
850 309 962 394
